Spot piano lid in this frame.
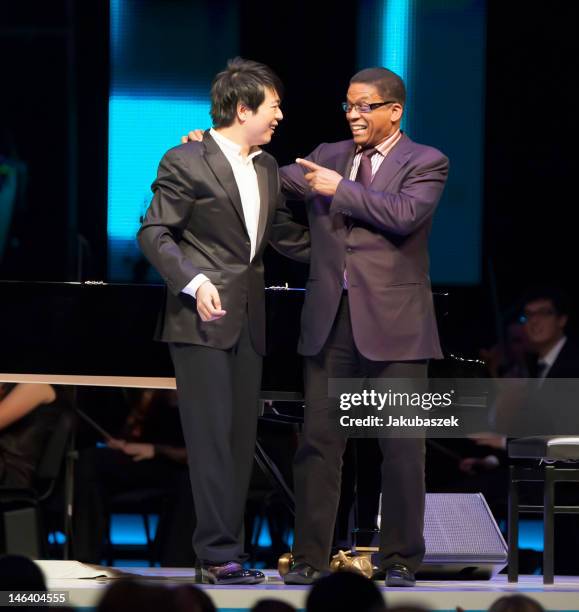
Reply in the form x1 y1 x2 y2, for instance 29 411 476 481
0 281 305 395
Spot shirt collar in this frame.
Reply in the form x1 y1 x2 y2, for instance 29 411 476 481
540 335 567 368
356 129 402 156
210 128 262 162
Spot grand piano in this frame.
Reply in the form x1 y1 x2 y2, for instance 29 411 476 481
0 280 307 398
0 280 475 386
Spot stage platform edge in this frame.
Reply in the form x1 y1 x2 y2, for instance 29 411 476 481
37 564 579 611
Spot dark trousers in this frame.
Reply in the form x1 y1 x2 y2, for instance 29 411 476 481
334 438 382 549
293 295 427 571
169 316 262 564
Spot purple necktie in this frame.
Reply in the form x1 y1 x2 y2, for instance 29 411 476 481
355 147 377 188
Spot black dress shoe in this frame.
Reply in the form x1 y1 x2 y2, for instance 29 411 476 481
283 562 328 585
385 563 416 587
196 561 265 585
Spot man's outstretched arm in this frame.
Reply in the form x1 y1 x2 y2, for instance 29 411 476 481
296 152 449 236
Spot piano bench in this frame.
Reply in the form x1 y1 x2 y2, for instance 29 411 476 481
507 436 579 585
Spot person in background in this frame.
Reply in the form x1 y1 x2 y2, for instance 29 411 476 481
487 594 544 612
306 572 386 612
73 389 194 567
0 383 69 488
519 287 579 379
0 554 46 590
480 314 530 379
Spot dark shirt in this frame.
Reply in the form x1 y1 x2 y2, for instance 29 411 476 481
0 386 69 488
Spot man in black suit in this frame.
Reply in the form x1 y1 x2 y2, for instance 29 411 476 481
521 288 579 379
138 58 309 584
520 287 579 574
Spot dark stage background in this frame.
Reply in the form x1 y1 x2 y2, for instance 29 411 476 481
1 0 578 357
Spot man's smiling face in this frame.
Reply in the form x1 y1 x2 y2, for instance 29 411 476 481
244 87 283 146
345 82 403 147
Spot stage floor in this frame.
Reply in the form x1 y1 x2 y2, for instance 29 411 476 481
40 565 579 611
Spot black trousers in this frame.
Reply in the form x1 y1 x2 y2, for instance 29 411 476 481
293 295 427 571
169 316 262 564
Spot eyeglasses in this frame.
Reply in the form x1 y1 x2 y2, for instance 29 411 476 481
519 307 557 324
341 100 396 113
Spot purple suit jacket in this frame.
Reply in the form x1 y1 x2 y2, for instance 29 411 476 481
280 133 448 361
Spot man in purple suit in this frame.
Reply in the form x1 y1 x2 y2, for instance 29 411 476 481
280 67 449 587
185 66 448 587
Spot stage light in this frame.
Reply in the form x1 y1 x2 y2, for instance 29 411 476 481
107 95 210 279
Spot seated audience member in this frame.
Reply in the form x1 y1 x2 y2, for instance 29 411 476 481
433 287 579 516
519 287 579 575
0 554 46 590
480 315 530 379
443 287 579 573
519 287 579 379
488 594 544 612
252 600 296 612
172 585 217 612
0 555 76 612
74 389 195 566
97 581 166 612
0 383 70 488
306 571 386 612
97 580 216 612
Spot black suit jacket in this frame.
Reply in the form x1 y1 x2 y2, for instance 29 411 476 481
280 134 449 360
515 339 579 435
529 339 579 378
137 132 310 355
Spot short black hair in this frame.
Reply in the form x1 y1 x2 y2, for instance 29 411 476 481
350 67 406 106
210 57 283 128
521 286 571 317
488 594 545 612
306 572 385 612
0 554 46 591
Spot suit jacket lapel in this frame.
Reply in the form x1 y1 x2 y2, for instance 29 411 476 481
370 133 413 192
254 156 270 250
340 145 357 181
202 131 248 233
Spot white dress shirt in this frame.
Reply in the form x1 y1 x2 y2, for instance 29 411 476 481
348 129 402 181
182 129 262 299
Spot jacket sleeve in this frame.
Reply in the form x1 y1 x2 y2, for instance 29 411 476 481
137 148 201 295
269 193 310 264
330 151 449 236
279 143 327 201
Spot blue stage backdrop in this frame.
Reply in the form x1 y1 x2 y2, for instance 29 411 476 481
108 0 485 285
358 0 486 285
107 0 238 282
